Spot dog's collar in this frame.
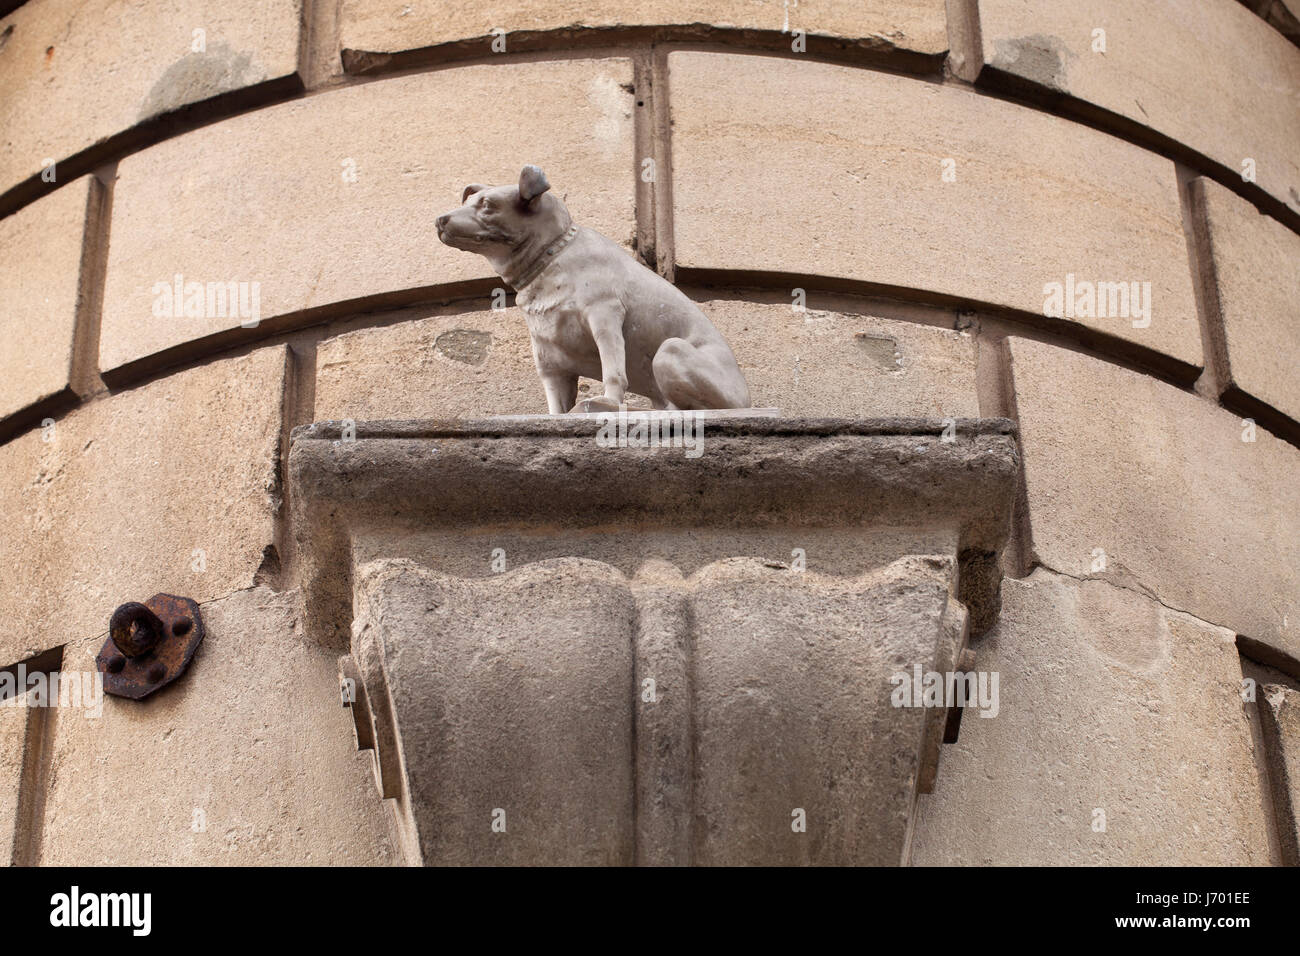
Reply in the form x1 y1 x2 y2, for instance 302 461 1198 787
506 224 580 290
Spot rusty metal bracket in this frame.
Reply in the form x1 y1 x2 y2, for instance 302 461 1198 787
97 594 204 699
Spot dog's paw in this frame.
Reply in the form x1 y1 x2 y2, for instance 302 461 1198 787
569 396 622 414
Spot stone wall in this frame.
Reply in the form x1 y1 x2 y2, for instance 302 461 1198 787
1 0 1297 865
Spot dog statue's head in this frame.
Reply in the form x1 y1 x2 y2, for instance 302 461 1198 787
435 165 571 275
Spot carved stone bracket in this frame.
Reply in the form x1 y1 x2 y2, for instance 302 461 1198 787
289 417 1019 865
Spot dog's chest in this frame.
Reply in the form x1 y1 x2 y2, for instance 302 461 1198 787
517 280 594 361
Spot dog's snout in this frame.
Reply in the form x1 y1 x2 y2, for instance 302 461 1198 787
435 213 449 230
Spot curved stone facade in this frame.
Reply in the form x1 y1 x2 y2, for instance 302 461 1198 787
0 0 1297 865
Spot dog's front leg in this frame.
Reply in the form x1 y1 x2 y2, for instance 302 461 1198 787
540 372 578 414
588 304 628 408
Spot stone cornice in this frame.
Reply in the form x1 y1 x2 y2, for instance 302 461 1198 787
289 416 1020 649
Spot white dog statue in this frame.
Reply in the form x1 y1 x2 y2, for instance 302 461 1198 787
436 165 750 414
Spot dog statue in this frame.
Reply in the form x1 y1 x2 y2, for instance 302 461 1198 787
436 165 750 414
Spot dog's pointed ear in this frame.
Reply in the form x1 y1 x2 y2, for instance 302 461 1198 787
461 183 489 203
518 165 550 204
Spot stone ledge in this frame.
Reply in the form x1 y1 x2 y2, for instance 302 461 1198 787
290 417 1019 648
291 415 1016 441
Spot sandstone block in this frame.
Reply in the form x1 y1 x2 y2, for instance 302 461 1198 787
912 570 1271 865
972 0 1300 216
0 346 288 666
0 0 303 199
1193 176 1300 423
39 587 395 865
99 58 635 379
314 301 980 419
339 0 949 66
668 52 1200 369
1007 336 1300 659
0 175 98 423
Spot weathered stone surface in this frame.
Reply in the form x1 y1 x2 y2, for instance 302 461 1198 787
315 302 979 420
300 418 1016 864
1194 177 1300 423
0 176 95 422
738 307 979 417
339 0 949 61
0 701 28 865
668 52 1200 367
0 0 303 198
39 586 395 865
354 558 636 865
316 309 550 420
0 346 287 667
1007 336 1300 659
1248 0 1300 43
347 523 965 864
1258 683 1300 864
352 552 965 865
290 418 1021 649
912 570 1271 865
689 556 961 865
974 0 1300 216
100 58 635 377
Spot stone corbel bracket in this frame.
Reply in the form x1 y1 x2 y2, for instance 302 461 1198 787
289 417 1019 865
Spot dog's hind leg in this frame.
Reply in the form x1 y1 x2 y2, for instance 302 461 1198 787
652 338 750 410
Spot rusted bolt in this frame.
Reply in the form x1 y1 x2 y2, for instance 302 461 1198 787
98 594 205 700
109 602 165 658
